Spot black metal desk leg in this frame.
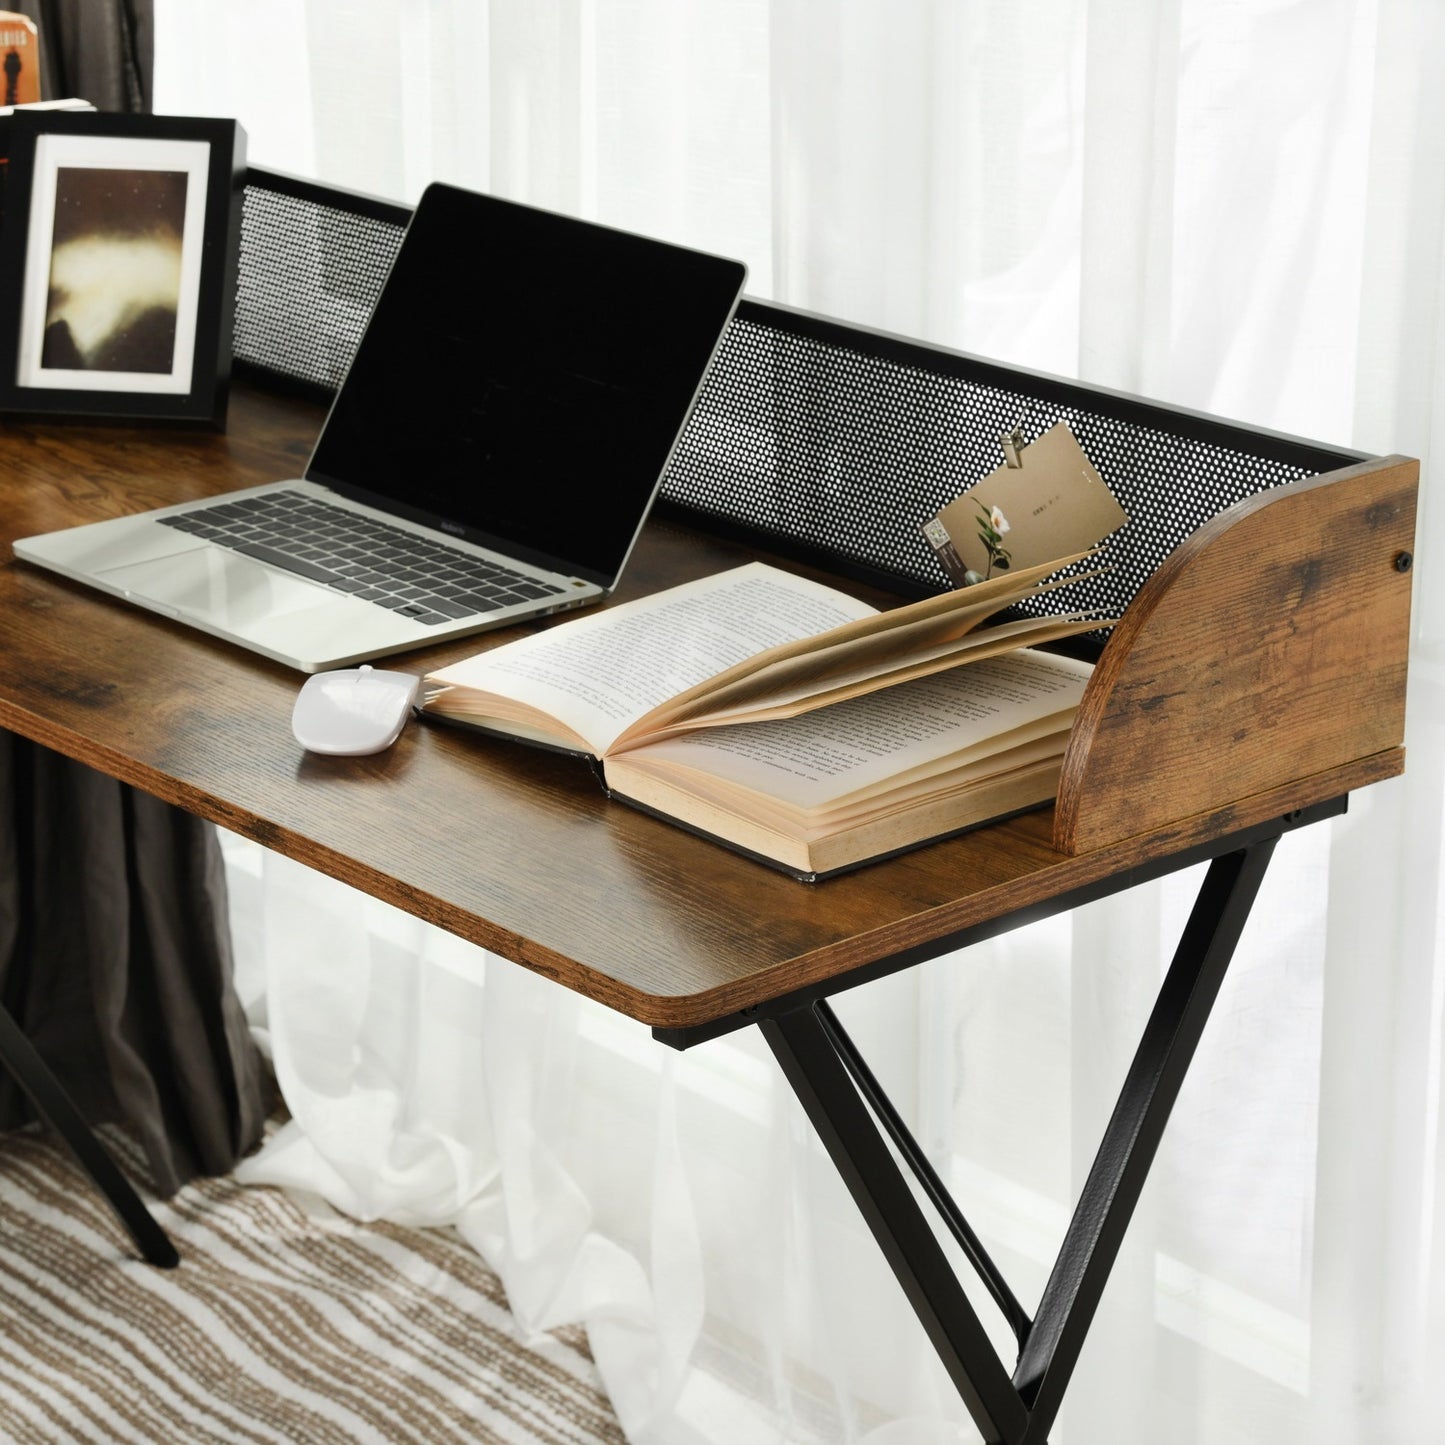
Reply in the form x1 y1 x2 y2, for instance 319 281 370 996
762 1004 1030 1445
1012 836 1277 1441
0 1003 179 1269
760 836 1279 1445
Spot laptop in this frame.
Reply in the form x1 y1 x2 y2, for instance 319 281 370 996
14 181 747 672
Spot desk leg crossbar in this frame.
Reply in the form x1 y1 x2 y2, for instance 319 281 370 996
0 1003 178 1268
760 837 1278 1445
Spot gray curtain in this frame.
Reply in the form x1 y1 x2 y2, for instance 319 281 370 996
0 4 267 1193
9 0 152 112
0 737 270 1194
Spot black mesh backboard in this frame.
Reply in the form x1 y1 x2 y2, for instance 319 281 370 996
236 172 408 395
235 169 1364 622
665 307 1361 621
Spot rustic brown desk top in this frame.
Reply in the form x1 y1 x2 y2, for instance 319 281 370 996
0 387 1398 1030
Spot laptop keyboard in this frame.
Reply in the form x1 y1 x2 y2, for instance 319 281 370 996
159 490 564 626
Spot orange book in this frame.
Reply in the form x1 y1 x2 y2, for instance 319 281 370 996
0 11 40 107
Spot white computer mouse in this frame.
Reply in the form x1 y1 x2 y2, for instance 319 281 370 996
291 665 422 755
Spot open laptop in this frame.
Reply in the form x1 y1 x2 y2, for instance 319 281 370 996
14 181 747 672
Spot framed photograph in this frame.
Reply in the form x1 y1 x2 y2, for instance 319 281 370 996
0 111 245 426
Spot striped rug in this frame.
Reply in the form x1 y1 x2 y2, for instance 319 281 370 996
0 1123 625 1444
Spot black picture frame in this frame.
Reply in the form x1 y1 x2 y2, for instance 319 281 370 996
0 111 246 428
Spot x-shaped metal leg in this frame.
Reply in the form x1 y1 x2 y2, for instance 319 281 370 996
761 837 1278 1444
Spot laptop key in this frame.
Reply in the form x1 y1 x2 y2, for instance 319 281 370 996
420 598 480 619
233 542 340 584
393 603 451 624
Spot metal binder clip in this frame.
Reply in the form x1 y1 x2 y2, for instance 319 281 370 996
1001 427 1027 469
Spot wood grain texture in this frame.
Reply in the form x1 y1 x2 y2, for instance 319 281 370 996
1055 456 1417 854
0 392 1411 1028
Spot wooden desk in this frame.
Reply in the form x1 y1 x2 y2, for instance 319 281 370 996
0 385 1415 1444
0 385 1407 1034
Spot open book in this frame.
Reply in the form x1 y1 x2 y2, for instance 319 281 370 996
421 560 1098 878
423 559 1106 878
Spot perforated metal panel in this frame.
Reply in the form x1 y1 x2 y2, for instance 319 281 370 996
666 309 1355 619
233 170 1363 621
235 174 407 395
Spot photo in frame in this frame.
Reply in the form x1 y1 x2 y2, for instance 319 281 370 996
0 111 245 426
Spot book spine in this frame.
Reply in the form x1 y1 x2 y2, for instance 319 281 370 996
1 14 41 109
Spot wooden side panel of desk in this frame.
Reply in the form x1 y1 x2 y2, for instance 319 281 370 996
1055 455 1417 855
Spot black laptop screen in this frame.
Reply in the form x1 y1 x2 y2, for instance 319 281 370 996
306 183 746 588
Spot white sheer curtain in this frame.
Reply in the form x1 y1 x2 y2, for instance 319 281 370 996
156 3 1445 1440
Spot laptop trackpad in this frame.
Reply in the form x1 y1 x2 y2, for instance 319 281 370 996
99 547 339 625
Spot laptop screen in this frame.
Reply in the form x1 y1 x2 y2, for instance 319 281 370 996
305 182 747 588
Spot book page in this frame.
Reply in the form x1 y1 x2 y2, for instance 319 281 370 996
626 550 1097 742
629 717 1071 836
618 650 1093 810
426 563 876 755
627 610 1106 745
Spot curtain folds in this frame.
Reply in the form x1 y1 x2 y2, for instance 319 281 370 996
159 2 1445 1440
8 0 153 112
0 736 269 1196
